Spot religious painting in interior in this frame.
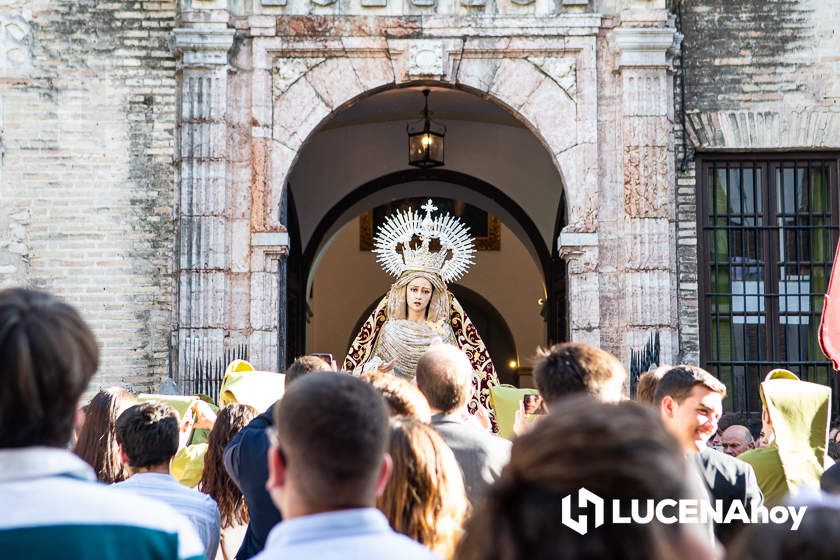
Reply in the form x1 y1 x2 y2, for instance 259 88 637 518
360 197 501 251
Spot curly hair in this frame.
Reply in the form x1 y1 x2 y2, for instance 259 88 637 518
200 404 257 528
73 387 138 483
377 417 469 559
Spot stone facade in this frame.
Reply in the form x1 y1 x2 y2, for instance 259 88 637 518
1 0 836 391
674 0 840 365
0 1 177 390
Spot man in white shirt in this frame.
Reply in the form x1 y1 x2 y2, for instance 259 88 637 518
255 372 437 560
0 288 204 560
114 401 220 559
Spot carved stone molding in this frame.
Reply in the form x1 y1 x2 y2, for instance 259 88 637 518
407 40 444 77
607 27 681 69
687 109 840 150
171 28 236 67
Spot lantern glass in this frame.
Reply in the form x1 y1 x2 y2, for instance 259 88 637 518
407 89 446 168
408 130 445 168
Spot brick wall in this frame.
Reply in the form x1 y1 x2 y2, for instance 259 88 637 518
673 0 840 364
0 1 177 392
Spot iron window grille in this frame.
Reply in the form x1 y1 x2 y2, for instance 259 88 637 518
697 154 840 416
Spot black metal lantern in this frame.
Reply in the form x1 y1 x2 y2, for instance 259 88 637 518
407 89 446 168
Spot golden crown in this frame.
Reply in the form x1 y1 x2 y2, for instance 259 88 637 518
372 200 475 283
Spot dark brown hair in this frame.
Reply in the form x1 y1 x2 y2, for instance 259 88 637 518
0 288 99 448
728 505 840 560
362 371 432 422
456 396 693 560
533 343 626 404
274 372 389 509
284 355 330 388
377 418 468 559
74 387 138 483
115 402 179 469
653 365 727 406
200 403 257 528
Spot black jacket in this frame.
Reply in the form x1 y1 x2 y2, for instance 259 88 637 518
691 446 764 545
223 407 282 559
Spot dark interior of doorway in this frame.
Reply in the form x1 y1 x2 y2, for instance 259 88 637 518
284 168 567 369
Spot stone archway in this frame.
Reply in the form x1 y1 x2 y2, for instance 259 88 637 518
247 22 601 371
171 8 682 385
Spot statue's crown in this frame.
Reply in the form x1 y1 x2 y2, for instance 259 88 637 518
373 199 475 283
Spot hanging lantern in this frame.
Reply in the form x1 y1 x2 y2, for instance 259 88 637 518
407 89 446 168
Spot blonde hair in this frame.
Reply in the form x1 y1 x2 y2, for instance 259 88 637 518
361 371 432 423
386 271 449 321
377 417 469 559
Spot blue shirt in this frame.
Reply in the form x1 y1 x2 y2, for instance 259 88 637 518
114 472 220 559
253 508 438 560
0 447 204 560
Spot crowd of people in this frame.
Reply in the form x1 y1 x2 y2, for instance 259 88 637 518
2 286 840 560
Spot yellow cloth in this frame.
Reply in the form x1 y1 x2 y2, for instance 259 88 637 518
137 394 217 449
171 443 208 488
137 394 203 422
218 359 285 412
489 384 539 440
737 444 788 505
755 369 831 498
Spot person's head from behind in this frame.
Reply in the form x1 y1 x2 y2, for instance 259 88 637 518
267 372 390 518
74 386 138 483
456 396 711 560
820 462 840 494
0 288 99 449
415 344 473 414
654 365 726 453
533 343 626 407
362 371 432 423
635 365 670 406
720 424 754 457
201 403 258 528
377 417 468 558
284 355 331 389
728 504 840 560
115 401 179 472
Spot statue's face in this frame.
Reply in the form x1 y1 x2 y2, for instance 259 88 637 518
406 277 433 314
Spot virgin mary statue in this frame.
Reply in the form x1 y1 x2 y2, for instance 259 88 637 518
344 200 500 418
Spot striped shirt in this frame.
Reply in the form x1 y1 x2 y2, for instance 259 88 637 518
0 447 205 560
114 473 220 560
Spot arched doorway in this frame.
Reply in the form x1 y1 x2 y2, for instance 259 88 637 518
283 85 567 372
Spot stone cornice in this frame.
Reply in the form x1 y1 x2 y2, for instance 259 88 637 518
171 27 237 67
607 27 681 69
686 109 840 150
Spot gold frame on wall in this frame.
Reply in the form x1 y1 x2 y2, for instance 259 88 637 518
359 203 501 251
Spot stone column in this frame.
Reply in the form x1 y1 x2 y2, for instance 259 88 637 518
558 232 601 347
172 26 236 385
609 13 681 364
